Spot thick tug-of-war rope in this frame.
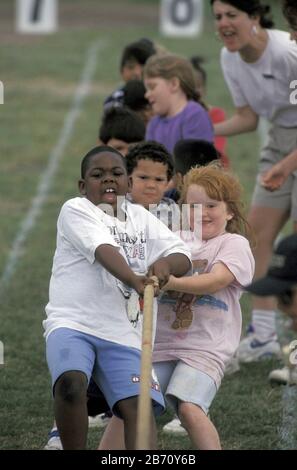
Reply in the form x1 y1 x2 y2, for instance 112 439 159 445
136 275 158 450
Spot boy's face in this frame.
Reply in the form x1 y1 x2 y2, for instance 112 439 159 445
79 152 129 211
121 60 143 82
130 159 169 209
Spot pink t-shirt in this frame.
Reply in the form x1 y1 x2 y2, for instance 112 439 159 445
153 232 255 387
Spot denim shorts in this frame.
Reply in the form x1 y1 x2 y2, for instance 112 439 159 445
154 360 217 415
46 327 165 417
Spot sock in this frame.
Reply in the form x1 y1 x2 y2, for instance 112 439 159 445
48 427 59 438
252 310 277 340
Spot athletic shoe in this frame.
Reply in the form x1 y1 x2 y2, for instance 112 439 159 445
88 412 111 429
225 356 240 375
269 366 297 385
237 334 281 363
245 323 255 336
44 429 63 450
162 417 187 435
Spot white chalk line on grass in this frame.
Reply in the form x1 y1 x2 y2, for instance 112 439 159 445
258 119 297 449
0 39 106 297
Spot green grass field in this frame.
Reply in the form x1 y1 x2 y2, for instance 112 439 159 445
0 0 296 450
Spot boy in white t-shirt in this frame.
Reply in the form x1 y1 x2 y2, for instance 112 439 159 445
44 145 191 450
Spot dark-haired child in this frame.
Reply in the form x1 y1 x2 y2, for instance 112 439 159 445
165 139 220 203
122 80 153 126
99 106 145 156
104 38 156 110
126 141 180 230
44 146 191 450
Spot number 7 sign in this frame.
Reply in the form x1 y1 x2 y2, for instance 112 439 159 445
16 0 58 33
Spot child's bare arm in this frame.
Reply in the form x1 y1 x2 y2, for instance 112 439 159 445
148 253 191 288
162 262 235 295
95 244 146 295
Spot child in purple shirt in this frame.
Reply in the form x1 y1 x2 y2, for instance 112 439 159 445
144 54 214 154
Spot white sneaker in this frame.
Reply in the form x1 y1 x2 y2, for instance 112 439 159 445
162 417 187 435
237 334 281 363
269 366 297 385
44 429 63 450
88 412 111 429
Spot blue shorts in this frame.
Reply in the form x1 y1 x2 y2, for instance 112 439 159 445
46 328 165 417
154 360 217 415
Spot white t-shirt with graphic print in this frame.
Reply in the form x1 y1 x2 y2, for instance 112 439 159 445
44 197 190 351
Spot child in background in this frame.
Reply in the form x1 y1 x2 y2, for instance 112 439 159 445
144 54 214 154
126 141 180 230
122 79 154 126
190 56 229 167
154 164 255 449
245 233 297 385
104 38 156 110
98 106 145 156
165 138 220 203
44 146 191 450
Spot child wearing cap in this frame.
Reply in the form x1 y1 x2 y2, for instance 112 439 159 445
245 234 297 385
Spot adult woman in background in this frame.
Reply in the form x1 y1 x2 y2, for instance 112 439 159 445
262 1 297 191
210 0 297 365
